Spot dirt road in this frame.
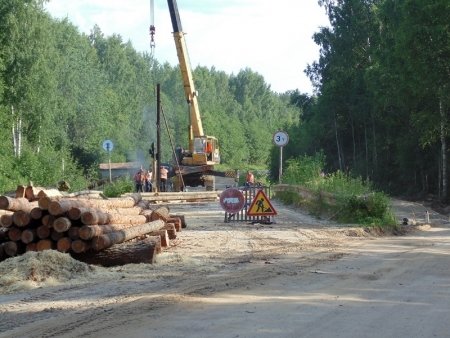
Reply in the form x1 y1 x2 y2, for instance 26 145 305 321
1 198 449 338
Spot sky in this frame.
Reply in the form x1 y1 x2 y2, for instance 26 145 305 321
44 0 329 94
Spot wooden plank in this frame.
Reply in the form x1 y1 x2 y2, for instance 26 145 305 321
138 191 219 202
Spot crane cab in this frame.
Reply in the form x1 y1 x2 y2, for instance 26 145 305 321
184 136 220 166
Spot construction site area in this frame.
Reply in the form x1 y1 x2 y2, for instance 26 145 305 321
1 176 450 338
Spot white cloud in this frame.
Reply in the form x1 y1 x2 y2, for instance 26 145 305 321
45 0 329 93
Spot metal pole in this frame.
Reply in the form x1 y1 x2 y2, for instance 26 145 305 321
279 146 283 184
156 83 161 192
108 155 112 183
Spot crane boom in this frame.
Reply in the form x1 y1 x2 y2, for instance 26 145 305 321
167 0 204 138
166 0 222 191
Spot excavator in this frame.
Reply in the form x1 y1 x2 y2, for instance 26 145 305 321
166 0 221 191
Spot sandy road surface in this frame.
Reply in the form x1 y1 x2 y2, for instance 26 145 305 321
1 197 450 338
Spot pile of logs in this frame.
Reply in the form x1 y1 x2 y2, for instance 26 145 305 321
0 186 185 266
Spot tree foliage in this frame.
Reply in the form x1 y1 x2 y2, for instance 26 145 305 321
277 0 449 200
0 0 296 192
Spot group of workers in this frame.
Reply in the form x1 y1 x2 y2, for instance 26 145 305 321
135 167 256 192
134 165 169 192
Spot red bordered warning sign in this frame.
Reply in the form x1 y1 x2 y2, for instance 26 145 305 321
247 189 277 216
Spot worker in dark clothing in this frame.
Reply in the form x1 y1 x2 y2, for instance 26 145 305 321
134 168 145 192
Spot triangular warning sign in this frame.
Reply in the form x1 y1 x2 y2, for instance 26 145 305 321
247 189 277 216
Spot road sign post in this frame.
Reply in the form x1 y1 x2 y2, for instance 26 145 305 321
273 131 289 184
102 140 114 183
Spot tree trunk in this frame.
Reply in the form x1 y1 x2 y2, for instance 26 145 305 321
107 213 148 225
36 239 54 251
91 220 165 251
69 206 143 220
334 114 343 171
163 223 177 240
49 200 91 216
53 217 72 233
15 185 26 198
41 214 55 226
79 223 141 240
12 210 31 227
25 186 47 201
21 228 37 244
26 242 37 252
440 96 447 201
72 236 161 266
364 123 369 180
0 214 13 228
71 239 90 254
36 224 51 239
172 214 187 228
68 226 80 240
80 209 109 225
30 207 44 220
57 237 72 253
37 189 64 199
149 206 170 221
4 241 25 256
148 229 170 247
7 227 22 242
0 196 37 212
371 112 378 175
48 196 141 216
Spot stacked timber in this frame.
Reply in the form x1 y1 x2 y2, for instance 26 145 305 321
0 187 185 266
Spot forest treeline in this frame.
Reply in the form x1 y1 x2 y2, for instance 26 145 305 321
0 0 298 192
274 0 449 200
0 0 448 201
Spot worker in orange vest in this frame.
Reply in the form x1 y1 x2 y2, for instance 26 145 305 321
245 171 255 187
134 168 145 192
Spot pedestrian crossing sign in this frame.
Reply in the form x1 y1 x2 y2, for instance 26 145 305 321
247 190 277 216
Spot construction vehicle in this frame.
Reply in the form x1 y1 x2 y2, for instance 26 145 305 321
167 0 221 191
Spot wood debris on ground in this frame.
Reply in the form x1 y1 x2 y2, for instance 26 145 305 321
0 185 185 266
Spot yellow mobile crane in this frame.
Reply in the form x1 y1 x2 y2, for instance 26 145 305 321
167 0 220 191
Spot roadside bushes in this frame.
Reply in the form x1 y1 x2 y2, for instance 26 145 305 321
275 154 396 227
339 193 395 225
0 146 90 194
103 176 134 197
